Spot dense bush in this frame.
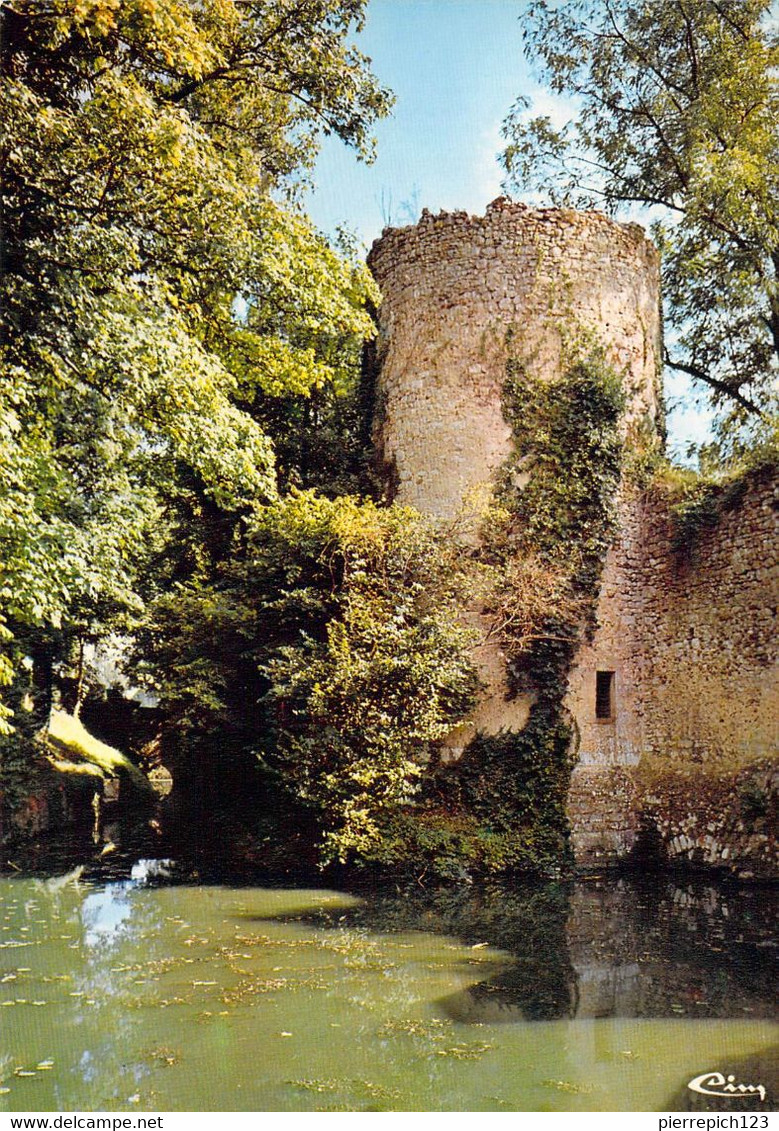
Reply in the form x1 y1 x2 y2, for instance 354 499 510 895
140 492 479 863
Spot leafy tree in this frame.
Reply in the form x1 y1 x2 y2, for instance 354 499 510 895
138 492 480 864
0 0 390 729
501 0 779 435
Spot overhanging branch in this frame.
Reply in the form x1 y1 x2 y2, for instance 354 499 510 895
663 349 763 417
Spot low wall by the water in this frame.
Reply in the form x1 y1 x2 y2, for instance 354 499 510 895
0 746 95 845
567 464 779 877
568 759 778 879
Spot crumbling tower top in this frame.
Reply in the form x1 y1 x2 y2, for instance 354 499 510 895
368 198 662 519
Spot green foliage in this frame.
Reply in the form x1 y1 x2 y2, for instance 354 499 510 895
502 0 779 438
401 336 626 879
655 440 778 560
259 496 479 864
738 778 769 824
0 0 390 727
372 704 574 880
139 492 480 862
45 709 154 797
486 334 625 690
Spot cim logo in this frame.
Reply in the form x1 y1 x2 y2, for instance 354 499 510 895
688 1072 767 1103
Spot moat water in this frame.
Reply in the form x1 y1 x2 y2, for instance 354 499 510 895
0 835 776 1112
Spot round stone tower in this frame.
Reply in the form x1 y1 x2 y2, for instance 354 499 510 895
368 198 663 752
368 199 662 520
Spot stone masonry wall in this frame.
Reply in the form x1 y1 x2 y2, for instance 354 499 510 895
368 199 661 521
368 199 777 877
567 465 779 876
368 200 661 746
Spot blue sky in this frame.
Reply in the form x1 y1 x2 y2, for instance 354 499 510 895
304 0 713 455
305 0 530 243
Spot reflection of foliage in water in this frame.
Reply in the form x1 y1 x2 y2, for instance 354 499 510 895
0 858 777 1113
243 874 778 1023
246 880 579 1022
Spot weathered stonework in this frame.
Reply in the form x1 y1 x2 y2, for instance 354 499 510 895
568 466 779 876
368 199 661 520
0 749 94 846
369 199 778 877
369 200 662 748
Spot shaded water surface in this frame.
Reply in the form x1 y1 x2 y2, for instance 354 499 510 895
0 843 776 1112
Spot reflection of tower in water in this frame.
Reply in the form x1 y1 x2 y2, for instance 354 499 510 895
432 879 777 1025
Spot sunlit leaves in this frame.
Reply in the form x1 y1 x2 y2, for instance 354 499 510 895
0 0 389 726
140 492 479 865
259 494 480 864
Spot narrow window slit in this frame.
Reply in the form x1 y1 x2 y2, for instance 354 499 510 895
596 670 615 721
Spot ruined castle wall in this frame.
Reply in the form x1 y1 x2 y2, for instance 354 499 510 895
368 201 662 746
565 494 648 770
368 201 661 521
568 466 779 874
633 469 777 765
368 200 777 877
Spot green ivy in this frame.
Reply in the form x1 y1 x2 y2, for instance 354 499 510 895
668 465 772 562
410 332 626 877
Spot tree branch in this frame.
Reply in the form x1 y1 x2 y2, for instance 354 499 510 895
663 349 763 416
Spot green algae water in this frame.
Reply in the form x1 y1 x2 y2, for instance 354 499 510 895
0 853 776 1112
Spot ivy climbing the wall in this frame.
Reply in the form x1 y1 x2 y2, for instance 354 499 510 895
399 332 627 878
139 327 627 880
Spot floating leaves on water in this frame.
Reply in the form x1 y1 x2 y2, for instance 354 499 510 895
378 1018 494 1061
143 1047 178 1067
286 1077 400 1106
434 1042 494 1060
355 1080 402 1104
145 958 180 975
220 977 288 1004
287 1078 339 1093
541 1079 593 1095
379 1018 448 1039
